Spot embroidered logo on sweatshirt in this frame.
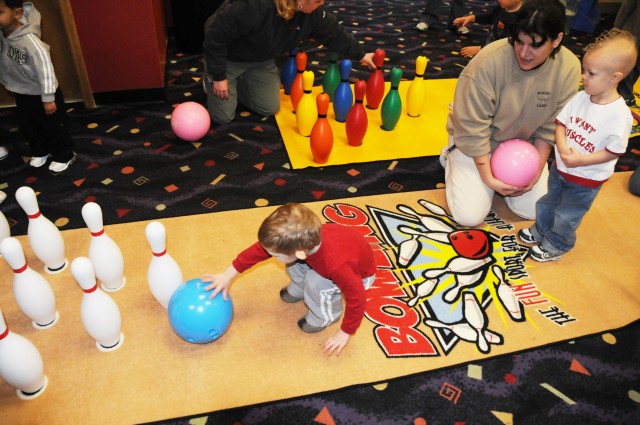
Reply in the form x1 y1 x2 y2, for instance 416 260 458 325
536 91 550 107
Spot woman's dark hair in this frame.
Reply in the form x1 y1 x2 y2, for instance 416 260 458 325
4 0 24 9
509 0 566 58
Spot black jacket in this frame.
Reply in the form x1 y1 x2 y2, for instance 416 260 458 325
203 0 365 80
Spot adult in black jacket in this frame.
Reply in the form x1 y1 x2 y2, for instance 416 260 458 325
203 0 376 124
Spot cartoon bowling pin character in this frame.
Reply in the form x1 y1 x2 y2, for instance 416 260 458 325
492 265 525 322
425 318 503 352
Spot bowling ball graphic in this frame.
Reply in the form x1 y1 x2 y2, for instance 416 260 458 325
168 278 233 344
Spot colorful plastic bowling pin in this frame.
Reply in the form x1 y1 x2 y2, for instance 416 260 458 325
333 59 353 122
406 56 429 117
70 257 124 352
282 47 298 95
345 79 368 146
365 49 386 109
0 308 48 400
290 51 308 112
15 186 67 274
381 67 403 131
310 92 333 164
322 52 340 102
0 237 58 329
81 202 125 292
145 221 183 309
0 209 9 247
296 70 318 137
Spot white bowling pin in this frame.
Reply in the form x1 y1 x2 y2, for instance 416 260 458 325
408 278 438 307
397 234 420 267
0 237 58 329
0 209 9 247
463 292 489 353
397 204 455 233
0 308 48 399
81 202 125 292
145 221 183 309
70 257 124 352
15 186 67 274
492 265 525 322
417 199 452 220
425 319 503 347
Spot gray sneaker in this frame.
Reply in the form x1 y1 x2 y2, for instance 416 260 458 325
518 228 538 244
530 245 562 262
279 287 302 303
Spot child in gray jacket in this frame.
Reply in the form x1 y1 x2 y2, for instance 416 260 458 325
0 0 76 174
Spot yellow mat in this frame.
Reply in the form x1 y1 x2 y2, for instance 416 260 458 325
275 79 457 169
1 172 639 425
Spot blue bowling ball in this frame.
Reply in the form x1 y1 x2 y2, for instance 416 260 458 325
168 278 234 344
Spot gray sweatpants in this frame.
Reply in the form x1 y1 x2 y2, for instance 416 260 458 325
285 261 375 328
203 59 281 125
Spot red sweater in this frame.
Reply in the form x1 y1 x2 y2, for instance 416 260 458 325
232 223 376 334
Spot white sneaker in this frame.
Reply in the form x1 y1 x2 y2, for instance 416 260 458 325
0 146 7 160
416 22 429 32
0 190 6 205
457 26 470 35
48 153 77 175
30 154 50 167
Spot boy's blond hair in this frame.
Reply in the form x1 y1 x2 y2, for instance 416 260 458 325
258 203 322 254
275 0 298 20
585 28 638 78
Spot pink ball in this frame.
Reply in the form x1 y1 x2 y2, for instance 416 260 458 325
490 139 540 187
171 102 211 141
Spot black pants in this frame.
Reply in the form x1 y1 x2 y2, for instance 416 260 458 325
420 0 466 29
14 88 75 162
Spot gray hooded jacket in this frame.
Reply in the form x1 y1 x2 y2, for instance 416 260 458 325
0 2 58 102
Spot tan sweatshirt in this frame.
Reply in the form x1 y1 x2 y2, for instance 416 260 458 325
446 38 581 157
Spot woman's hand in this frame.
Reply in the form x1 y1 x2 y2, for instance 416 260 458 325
359 53 376 70
213 79 229 100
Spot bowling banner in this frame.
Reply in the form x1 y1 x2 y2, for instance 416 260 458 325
1 173 639 425
275 79 457 169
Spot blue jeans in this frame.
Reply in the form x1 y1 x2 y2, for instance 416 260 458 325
531 165 601 255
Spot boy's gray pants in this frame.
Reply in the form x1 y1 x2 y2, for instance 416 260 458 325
285 261 375 328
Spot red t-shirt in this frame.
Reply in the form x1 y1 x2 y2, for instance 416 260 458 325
232 223 376 334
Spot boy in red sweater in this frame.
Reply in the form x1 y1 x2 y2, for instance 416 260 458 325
204 203 376 356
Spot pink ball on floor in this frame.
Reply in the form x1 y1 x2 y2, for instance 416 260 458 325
490 139 540 187
171 102 210 141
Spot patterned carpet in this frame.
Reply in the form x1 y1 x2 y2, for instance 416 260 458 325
1 1 639 424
